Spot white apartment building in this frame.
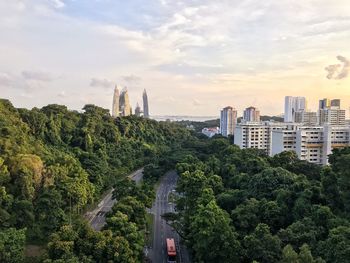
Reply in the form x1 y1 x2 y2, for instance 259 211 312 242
220 106 237 137
295 110 318 125
234 122 288 155
284 96 307 122
319 108 346 126
271 125 350 165
243 106 260 122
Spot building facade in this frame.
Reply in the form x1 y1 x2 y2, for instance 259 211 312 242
135 103 141 117
220 106 237 137
234 122 287 155
202 127 220 138
143 89 149 118
295 110 318 125
112 86 120 117
271 125 350 165
284 96 307 123
319 108 346 126
243 106 260 122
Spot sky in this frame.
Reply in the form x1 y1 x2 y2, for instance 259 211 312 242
0 0 350 117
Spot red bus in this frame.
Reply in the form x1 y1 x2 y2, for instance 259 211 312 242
166 238 176 263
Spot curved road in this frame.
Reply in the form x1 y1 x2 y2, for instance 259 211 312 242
148 171 190 263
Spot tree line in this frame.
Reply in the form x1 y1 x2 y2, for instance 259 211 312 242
166 137 350 263
0 99 195 262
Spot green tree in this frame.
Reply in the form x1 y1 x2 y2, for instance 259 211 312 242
190 198 241 263
243 223 282 263
0 228 26 263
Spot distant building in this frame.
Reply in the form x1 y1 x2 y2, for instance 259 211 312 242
284 96 307 122
271 124 350 165
295 110 318 125
234 122 287 155
319 98 331 110
243 106 260 122
331 99 341 109
319 108 346 126
143 89 149 118
234 121 350 165
119 88 132 116
112 86 120 117
135 103 141 117
220 106 237 137
202 127 220 138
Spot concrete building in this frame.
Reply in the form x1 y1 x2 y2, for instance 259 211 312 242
119 88 132 116
202 127 220 138
220 106 237 137
319 98 331 110
331 99 341 109
319 108 346 126
135 103 141 117
234 122 288 155
243 106 260 122
271 125 350 165
112 86 120 117
284 96 307 122
295 110 318 125
143 89 149 118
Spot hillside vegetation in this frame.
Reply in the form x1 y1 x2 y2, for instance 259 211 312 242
168 138 350 263
0 99 195 262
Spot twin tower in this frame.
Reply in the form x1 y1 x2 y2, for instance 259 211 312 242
112 86 149 118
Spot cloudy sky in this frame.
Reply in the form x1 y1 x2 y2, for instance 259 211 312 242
1 0 350 117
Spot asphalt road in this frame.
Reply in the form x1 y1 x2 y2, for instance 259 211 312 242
86 168 144 231
148 171 190 263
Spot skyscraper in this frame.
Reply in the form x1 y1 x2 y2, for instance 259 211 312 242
119 88 132 116
135 103 141 117
143 89 149 118
331 99 341 109
284 96 306 122
112 86 120 117
243 106 260 122
319 98 331 110
220 106 237 137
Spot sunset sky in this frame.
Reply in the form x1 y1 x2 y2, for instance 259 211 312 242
0 0 350 117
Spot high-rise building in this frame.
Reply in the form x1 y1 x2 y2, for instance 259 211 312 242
234 122 287 155
295 110 318 125
243 106 260 122
135 103 141 117
119 88 132 116
284 96 307 122
272 124 350 165
331 99 341 109
112 86 120 117
319 108 346 125
143 89 149 118
319 98 331 110
220 106 237 137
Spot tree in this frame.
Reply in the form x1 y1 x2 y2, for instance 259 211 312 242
243 223 282 263
0 228 26 263
320 167 343 212
190 199 241 263
105 211 144 261
318 226 350 263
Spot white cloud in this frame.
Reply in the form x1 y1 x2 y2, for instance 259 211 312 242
50 0 65 9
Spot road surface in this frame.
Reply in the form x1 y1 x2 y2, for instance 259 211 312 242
149 171 190 263
85 168 144 231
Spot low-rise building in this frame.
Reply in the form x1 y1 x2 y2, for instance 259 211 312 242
202 127 220 138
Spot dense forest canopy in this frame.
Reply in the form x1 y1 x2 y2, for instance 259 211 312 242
0 99 196 262
1 98 350 263
168 139 350 263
